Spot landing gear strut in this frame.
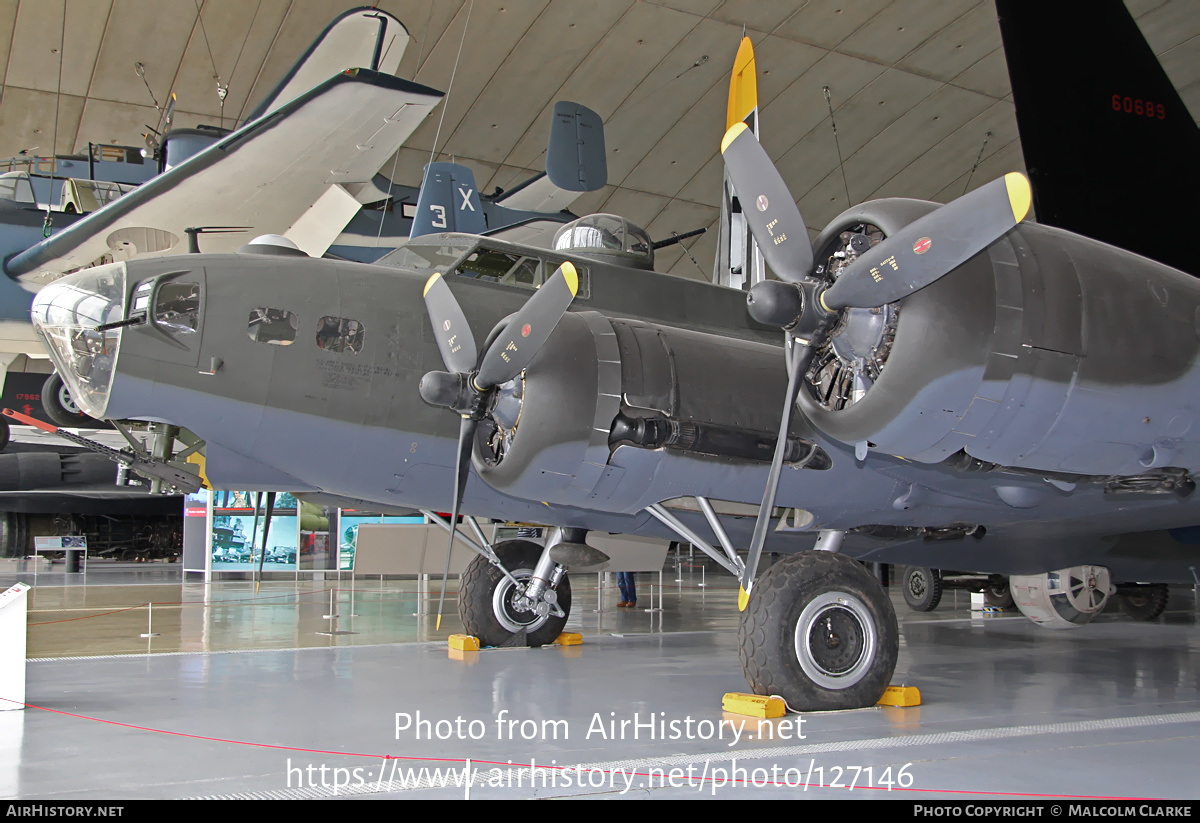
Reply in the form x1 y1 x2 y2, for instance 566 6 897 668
739 551 898 711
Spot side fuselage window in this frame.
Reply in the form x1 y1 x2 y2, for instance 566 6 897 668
315 316 365 354
248 308 297 345
154 282 200 334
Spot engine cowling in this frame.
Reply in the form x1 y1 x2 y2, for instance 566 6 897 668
470 310 824 512
796 200 1200 477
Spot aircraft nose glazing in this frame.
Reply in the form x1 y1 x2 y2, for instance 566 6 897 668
30 262 127 419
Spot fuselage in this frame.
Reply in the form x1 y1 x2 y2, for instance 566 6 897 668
29 226 1200 582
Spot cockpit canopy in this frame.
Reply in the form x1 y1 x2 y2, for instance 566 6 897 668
552 214 654 270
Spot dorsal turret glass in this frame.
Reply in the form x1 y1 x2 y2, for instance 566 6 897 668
552 214 654 270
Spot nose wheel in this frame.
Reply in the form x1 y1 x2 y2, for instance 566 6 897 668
739 551 897 711
42 373 95 428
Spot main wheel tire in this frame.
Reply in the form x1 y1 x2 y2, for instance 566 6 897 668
1119 584 1169 621
983 579 1014 609
42 373 92 428
459 539 571 647
901 566 942 612
739 551 899 711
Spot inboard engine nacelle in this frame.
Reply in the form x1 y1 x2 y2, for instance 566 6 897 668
470 311 826 512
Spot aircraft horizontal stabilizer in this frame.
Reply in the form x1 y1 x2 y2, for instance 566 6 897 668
7 70 443 284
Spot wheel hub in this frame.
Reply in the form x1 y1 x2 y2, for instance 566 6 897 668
794 591 877 689
58 383 81 415
907 574 925 599
492 568 551 633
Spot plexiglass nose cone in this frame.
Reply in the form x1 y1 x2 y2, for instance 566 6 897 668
30 262 126 419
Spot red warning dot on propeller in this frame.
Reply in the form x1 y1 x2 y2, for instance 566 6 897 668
913 237 932 255
521 324 531 337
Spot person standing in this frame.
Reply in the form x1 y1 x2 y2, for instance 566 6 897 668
617 571 636 607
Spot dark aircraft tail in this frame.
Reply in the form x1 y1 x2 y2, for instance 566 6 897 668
996 0 1200 276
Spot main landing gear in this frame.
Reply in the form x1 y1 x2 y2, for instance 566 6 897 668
644 502 899 711
739 551 899 711
458 539 572 647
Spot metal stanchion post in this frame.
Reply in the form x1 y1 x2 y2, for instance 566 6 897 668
318 587 356 636
645 570 663 612
413 574 429 616
140 602 160 638
591 572 607 613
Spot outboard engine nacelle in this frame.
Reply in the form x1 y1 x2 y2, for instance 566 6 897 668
796 200 1200 478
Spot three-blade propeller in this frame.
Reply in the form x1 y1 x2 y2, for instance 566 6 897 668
420 262 580 628
720 120 1030 600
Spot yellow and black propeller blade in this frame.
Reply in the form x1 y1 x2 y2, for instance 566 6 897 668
720 122 813 283
434 415 477 630
420 262 580 631
821 173 1031 311
422 272 478 375
474 262 579 389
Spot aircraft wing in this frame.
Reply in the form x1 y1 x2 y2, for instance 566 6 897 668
7 69 442 286
245 7 410 122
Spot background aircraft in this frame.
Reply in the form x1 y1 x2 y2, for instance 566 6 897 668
0 8 440 428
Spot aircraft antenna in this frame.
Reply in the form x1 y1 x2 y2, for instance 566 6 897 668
44 0 66 237
428 0 474 166
823 85 852 209
963 131 993 196
192 0 231 129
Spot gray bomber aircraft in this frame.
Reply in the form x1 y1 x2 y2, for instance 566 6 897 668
25 1 1200 711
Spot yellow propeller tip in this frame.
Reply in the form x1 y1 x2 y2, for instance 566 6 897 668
560 261 579 296
738 586 749 612
422 271 442 297
721 121 749 154
436 615 442 631
1005 172 1031 223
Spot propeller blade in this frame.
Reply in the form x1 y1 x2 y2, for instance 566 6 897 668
720 122 813 282
475 261 579 389
256 491 275 595
435 415 477 631
820 173 1031 311
739 338 815 601
423 272 478 374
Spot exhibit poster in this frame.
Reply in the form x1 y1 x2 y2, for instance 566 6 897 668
210 491 300 571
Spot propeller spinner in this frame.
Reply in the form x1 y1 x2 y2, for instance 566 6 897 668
719 120 1030 601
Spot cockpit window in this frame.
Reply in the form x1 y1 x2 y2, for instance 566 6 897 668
375 240 467 272
455 250 542 286
248 308 297 346
453 248 589 296
154 282 200 334
315 316 365 354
